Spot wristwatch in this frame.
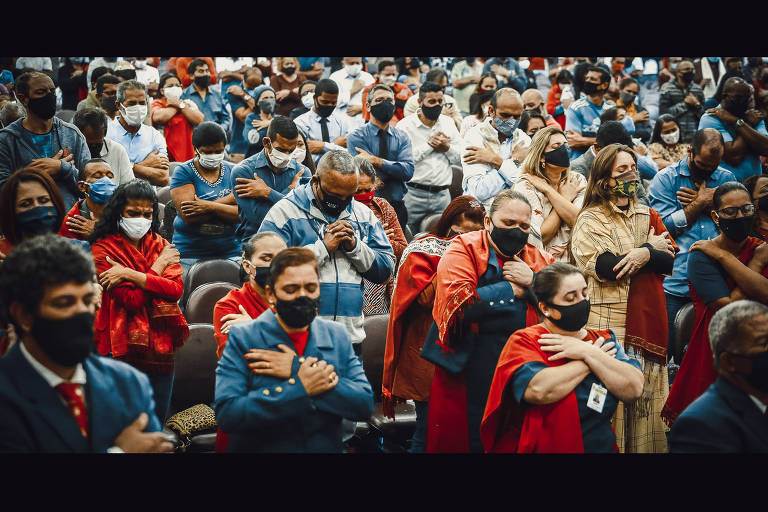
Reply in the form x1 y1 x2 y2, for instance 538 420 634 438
178 100 186 110
736 118 745 128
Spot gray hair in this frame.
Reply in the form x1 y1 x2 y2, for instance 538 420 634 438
709 300 768 370
116 79 147 105
490 87 522 109
489 189 531 218
354 155 376 182
0 102 26 127
317 150 359 178
366 84 394 105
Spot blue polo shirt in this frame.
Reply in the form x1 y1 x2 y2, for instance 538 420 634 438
565 97 613 160
698 107 768 182
106 117 167 163
648 157 737 298
169 160 239 260
226 84 255 154
181 84 231 132
297 58 322 72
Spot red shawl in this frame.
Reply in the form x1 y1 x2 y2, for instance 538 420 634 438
481 325 614 453
382 235 452 417
661 236 767 426
624 208 680 365
213 281 271 359
92 232 188 358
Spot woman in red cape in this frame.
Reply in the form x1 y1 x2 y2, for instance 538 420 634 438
90 179 189 425
382 196 486 453
421 190 554 453
662 182 768 426
481 263 644 453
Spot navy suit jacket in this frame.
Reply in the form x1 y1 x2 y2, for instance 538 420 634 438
0 343 162 453
670 376 768 453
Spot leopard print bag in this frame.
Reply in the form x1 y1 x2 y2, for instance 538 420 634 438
164 404 218 451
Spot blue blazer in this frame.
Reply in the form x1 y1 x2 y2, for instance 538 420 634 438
0 343 162 453
670 376 768 453
214 310 374 453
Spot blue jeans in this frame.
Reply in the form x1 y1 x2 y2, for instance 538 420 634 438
409 400 429 453
665 292 692 363
148 371 175 425
404 187 451 235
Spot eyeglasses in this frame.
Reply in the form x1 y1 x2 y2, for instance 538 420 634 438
715 204 756 218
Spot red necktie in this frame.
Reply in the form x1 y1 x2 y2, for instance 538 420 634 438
55 383 90 440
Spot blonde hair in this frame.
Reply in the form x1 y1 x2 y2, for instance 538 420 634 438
521 126 567 183
277 57 298 72
579 143 637 214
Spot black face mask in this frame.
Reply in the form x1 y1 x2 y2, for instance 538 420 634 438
101 95 116 111
370 101 396 123
543 145 571 168
489 223 528 257
725 96 750 118
728 351 768 392
315 103 336 118
408 59 421 69
421 103 442 121
194 75 210 88
619 92 636 105
31 312 95 367
681 71 695 83
545 299 591 332
87 141 103 157
275 296 319 328
252 265 270 288
16 206 58 237
27 92 57 120
758 195 768 213
282 66 296 76
582 81 600 95
718 215 754 243
316 180 351 219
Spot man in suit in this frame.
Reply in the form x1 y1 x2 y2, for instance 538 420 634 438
0 235 174 453
670 300 768 453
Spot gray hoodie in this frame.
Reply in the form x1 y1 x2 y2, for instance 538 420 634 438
0 117 91 210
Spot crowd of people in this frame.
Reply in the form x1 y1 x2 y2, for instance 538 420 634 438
0 56 767 454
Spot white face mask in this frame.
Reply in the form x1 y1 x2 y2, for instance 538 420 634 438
660 129 680 145
120 104 147 126
119 216 152 240
291 146 306 163
134 59 147 69
345 63 362 77
198 151 225 169
301 92 315 109
164 86 182 101
380 74 397 87
268 145 292 168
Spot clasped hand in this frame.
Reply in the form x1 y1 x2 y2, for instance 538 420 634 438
538 333 617 362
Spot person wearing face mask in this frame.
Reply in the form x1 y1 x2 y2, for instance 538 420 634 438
615 78 652 144
243 86 278 156
59 159 117 241
259 151 395 354
648 114 691 170
462 88 532 210
150 73 203 164
565 66 614 160
0 72 91 211
94 74 121 120
232 116 310 247
662 183 768 428
214 247 374 453
295 79 349 165
420 190 554 453
73 107 135 186
0 235 175 453
699 77 768 183
86 57 125 91
361 60 414 126
467 73 500 122
670 300 768 453
169 122 240 273
521 88 561 130
481 263 644 452
131 57 159 88
173 57 218 89
383 196 486 453
269 57 307 117
89 179 189 424
293 131 317 174
329 57 375 131
289 80 316 120
513 127 587 261
451 58 485 117
461 90 494 138
744 174 768 240
572 144 679 453
180 59 230 131
402 68 464 130
546 69 574 130
659 59 705 144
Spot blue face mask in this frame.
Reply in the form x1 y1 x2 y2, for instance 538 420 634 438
87 176 117 204
620 115 636 135
708 57 720 63
493 116 519 137
16 206 58 236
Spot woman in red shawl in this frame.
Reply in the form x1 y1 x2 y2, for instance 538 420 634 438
382 195 486 453
90 179 189 424
420 189 555 453
662 182 768 426
481 263 644 453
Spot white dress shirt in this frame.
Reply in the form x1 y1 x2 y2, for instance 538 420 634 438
396 112 463 186
294 109 349 163
329 68 375 132
134 65 160 86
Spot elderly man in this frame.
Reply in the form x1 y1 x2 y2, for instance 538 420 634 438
0 72 90 210
258 151 395 353
105 80 169 186
659 59 705 144
521 88 561 129
461 88 531 210
329 57 375 132
73 107 134 186
699 77 768 183
670 300 768 453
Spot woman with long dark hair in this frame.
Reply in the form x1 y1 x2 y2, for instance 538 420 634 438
648 114 691 170
90 179 189 424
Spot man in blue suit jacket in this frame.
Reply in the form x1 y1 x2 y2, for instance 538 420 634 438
0 235 174 453
670 300 768 453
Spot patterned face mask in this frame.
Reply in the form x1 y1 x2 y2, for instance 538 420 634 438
611 179 638 198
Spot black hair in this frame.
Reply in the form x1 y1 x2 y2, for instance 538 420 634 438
0 234 95 329
114 68 137 81
96 74 120 96
596 120 632 148
79 158 109 181
650 114 679 144
418 80 443 100
299 80 317 96
266 247 317 290
89 179 159 243
744 174 768 198
519 109 545 133
297 131 317 174
90 66 112 87
15 72 49 97
73 107 108 137
242 232 285 261
692 128 724 156
618 77 638 89
713 182 749 210
555 69 573 84
425 68 447 85
531 262 584 307
314 78 339 98
191 121 227 148
187 59 208 76
469 90 494 118
158 72 179 90
600 106 624 123
266 115 299 141
377 60 397 73
586 65 610 84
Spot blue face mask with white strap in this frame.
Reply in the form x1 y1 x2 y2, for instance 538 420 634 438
493 116 519 137
87 176 117 204
620 115 635 135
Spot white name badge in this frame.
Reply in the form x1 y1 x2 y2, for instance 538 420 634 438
587 382 608 413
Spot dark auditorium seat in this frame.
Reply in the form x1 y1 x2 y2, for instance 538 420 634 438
168 161 181 177
181 259 242 310
419 213 442 236
450 165 463 199
184 281 238 324
673 302 696 364
156 185 171 206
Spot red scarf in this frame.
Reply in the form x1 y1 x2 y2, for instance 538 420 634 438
481 325 614 453
213 281 271 359
92 232 188 358
662 236 767 426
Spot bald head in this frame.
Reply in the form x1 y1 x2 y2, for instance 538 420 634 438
722 77 753 117
522 89 545 114
490 87 522 109
724 77 750 95
692 128 724 155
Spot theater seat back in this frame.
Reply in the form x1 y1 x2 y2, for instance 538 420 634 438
419 214 442 236
673 302 696 363
361 314 389 400
182 259 242 309
156 186 171 206
450 165 463 199
170 323 218 414
185 281 238 324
